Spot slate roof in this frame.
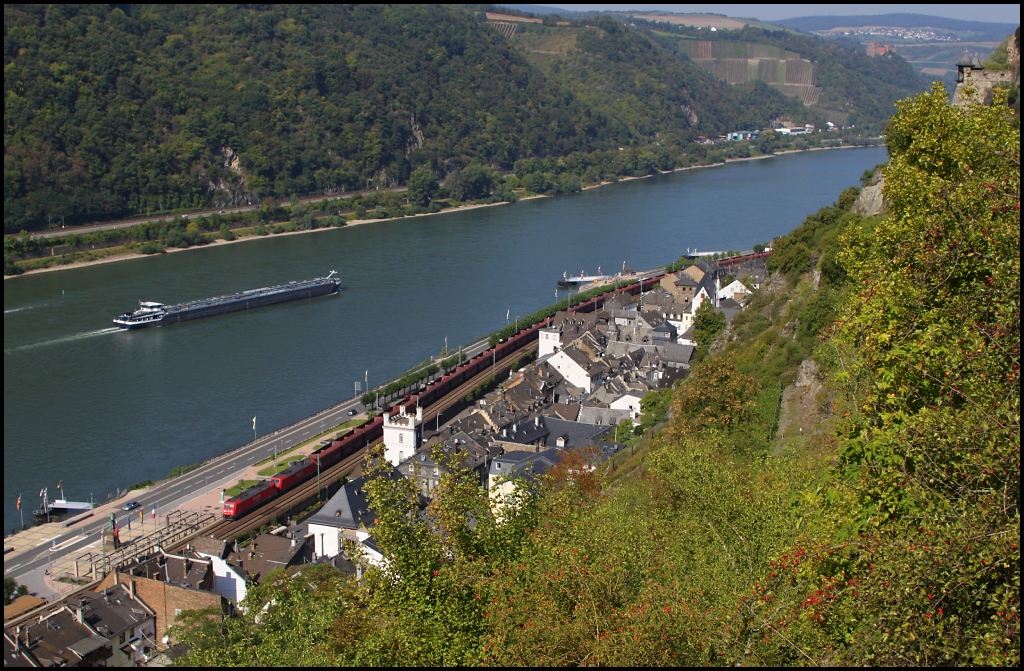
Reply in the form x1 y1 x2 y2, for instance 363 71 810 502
674 273 698 287
577 406 631 426
308 466 403 532
488 448 563 484
656 343 695 365
497 415 611 450
226 532 312 584
547 403 581 421
11 609 107 667
68 584 154 640
191 535 229 559
125 549 213 590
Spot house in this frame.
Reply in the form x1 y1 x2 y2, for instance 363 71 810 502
602 293 638 326
398 429 497 496
5 607 109 667
547 345 609 393
717 278 751 303
496 415 613 452
726 130 759 141
609 392 645 420
488 448 563 511
65 585 157 667
223 532 314 586
543 311 600 350
652 320 678 343
98 548 230 645
307 467 403 559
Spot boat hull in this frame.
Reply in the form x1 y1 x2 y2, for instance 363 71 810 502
113 277 340 329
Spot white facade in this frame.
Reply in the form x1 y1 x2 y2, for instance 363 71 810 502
194 553 248 605
383 406 422 466
307 525 371 560
692 285 712 313
538 328 561 358
610 393 645 419
717 279 751 302
547 349 593 392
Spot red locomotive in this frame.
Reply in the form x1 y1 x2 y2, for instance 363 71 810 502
223 481 279 519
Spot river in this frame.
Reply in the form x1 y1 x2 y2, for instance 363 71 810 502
3 146 886 533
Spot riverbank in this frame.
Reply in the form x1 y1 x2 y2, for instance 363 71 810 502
4 142 879 280
3 196 549 280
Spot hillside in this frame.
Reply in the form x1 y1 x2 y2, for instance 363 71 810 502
4 4 603 233
4 4 927 234
172 85 1019 666
511 16 810 142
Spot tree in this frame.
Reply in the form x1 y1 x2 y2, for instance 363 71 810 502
3 578 28 606
445 164 494 201
407 168 438 207
692 299 726 361
811 83 1019 665
756 129 779 155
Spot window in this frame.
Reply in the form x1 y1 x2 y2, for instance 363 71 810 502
399 434 403 444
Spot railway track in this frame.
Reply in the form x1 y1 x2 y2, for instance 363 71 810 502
177 339 538 545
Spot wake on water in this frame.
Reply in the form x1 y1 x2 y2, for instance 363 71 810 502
4 302 47 315
5 327 122 354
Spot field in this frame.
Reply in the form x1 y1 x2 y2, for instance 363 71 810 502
513 27 579 54
625 12 753 30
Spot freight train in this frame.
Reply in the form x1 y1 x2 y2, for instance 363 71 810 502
221 273 662 519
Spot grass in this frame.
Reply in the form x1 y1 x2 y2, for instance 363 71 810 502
257 458 306 477
225 479 259 498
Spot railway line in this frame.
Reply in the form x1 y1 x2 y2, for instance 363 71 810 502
166 270 658 549
182 339 539 544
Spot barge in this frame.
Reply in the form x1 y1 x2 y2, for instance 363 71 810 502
114 271 340 329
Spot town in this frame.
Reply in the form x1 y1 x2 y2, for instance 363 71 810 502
3 250 770 665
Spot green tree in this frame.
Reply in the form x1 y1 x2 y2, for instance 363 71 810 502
407 168 438 207
692 299 726 361
798 83 1020 665
174 565 365 666
756 129 779 155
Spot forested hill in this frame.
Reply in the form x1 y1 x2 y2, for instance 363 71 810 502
3 4 925 233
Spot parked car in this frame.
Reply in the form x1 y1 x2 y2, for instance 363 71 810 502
347 408 357 416
123 501 141 511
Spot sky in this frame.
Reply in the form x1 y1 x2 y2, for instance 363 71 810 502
538 4 1020 24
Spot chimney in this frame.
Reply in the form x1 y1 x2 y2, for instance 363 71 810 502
416 406 423 422
128 580 135 600
534 416 540 428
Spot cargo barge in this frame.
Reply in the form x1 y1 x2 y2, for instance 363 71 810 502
113 271 340 329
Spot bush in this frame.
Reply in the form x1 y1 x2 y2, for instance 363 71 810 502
138 241 166 254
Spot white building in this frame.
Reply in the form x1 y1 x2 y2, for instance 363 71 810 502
717 278 751 303
610 392 645 420
547 346 609 393
538 327 561 358
383 406 423 467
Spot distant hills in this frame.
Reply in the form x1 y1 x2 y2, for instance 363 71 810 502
772 13 1016 42
4 4 927 233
